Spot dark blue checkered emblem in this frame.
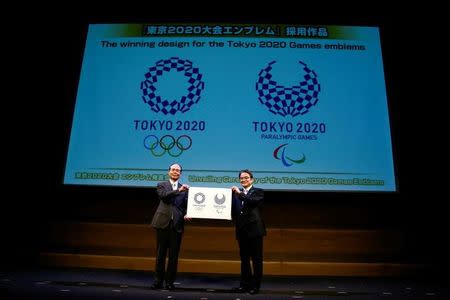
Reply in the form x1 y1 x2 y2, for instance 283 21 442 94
256 61 321 117
140 57 205 115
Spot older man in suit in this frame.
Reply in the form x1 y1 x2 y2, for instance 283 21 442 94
150 163 190 290
231 169 266 295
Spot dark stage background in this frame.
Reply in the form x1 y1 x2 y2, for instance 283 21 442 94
3 6 447 279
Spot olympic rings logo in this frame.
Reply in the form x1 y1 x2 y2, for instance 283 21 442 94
144 135 192 157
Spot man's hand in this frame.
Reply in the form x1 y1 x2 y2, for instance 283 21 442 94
179 184 190 192
231 186 241 193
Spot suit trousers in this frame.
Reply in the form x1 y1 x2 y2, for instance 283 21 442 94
154 221 183 285
237 234 263 289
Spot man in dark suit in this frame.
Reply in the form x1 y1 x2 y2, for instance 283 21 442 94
231 169 266 295
150 163 190 290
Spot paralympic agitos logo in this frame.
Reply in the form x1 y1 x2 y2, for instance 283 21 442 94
273 143 306 167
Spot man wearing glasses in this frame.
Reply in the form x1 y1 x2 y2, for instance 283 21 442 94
231 169 266 295
150 163 190 290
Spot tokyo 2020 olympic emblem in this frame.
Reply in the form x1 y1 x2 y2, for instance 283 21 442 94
256 61 321 117
140 57 205 115
193 192 206 204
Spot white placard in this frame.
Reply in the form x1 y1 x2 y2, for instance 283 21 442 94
187 187 232 220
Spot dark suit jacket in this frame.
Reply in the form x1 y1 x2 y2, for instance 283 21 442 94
151 181 188 233
232 186 266 239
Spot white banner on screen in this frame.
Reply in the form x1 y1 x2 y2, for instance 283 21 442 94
187 187 232 220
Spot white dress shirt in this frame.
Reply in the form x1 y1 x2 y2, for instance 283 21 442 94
170 180 178 191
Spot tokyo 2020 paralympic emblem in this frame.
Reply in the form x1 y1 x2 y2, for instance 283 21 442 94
140 57 205 115
214 193 226 205
256 61 321 117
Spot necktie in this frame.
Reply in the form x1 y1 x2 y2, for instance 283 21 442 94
171 183 177 220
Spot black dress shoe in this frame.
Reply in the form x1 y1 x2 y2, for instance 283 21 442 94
249 288 260 295
232 286 247 292
150 282 163 289
165 283 175 290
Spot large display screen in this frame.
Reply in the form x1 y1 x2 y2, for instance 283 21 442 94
63 23 396 191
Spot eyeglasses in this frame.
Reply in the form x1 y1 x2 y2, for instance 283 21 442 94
170 168 181 172
239 176 250 180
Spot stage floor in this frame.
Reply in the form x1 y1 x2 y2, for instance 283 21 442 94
1 267 448 299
